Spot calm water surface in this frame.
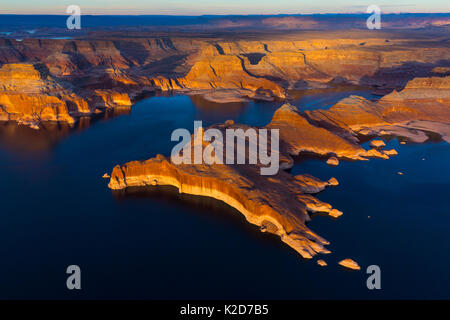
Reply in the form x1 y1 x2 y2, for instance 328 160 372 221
0 89 448 299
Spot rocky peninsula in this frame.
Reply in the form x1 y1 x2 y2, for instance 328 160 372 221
108 75 449 259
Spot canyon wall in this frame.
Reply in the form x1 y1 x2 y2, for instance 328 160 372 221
0 28 449 126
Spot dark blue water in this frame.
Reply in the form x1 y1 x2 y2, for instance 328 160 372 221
0 91 448 299
1 14 448 31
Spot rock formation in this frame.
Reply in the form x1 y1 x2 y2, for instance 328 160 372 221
317 260 327 267
329 209 344 219
370 139 386 148
326 157 340 166
338 259 361 270
267 104 367 160
0 64 84 126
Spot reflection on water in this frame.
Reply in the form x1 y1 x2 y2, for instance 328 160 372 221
0 107 131 154
113 185 273 236
0 85 377 156
0 121 73 154
288 85 381 111
189 94 250 121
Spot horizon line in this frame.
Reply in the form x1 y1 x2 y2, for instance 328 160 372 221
1 12 450 16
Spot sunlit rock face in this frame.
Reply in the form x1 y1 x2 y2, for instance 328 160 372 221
266 104 367 160
176 47 286 99
92 90 132 109
147 36 449 97
0 63 87 126
0 63 133 128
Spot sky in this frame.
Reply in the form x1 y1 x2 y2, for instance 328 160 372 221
0 0 449 15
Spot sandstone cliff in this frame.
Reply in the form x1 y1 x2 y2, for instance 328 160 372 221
0 64 86 126
0 63 133 128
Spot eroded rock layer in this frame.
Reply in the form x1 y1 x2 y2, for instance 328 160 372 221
0 63 132 128
1 27 449 127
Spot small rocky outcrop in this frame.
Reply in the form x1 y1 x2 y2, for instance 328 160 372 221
329 209 343 218
338 259 361 270
317 260 327 267
370 139 386 148
327 177 339 186
326 157 339 166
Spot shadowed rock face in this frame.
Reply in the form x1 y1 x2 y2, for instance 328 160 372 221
108 75 449 259
0 27 449 127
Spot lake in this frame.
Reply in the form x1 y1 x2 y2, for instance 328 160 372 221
0 88 448 299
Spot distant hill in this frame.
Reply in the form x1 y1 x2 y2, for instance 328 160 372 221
0 13 449 33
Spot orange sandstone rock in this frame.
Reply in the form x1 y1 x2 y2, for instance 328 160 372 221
384 149 398 156
326 157 340 166
267 104 366 160
0 63 133 127
317 259 327 267
329 209 344 218
370 139 386 148
328 177 339 186
338 259 361 270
